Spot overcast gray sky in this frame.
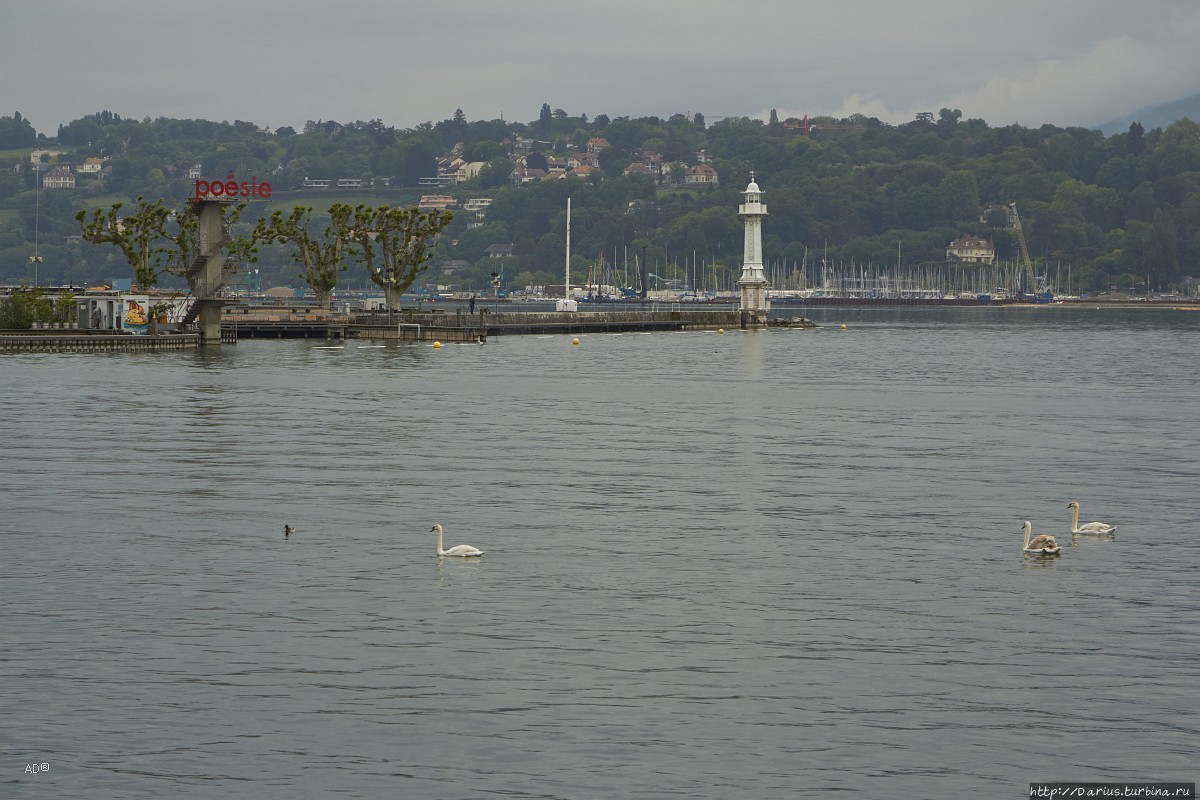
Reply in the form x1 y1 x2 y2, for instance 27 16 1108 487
4 1 1199 137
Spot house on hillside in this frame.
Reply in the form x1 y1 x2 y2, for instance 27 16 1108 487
637 150 663 173
946 235 995 264
436 156 464 184
463 197 492 228
684 164 719 186
623 162 650 178
509 164 547 185
567 152 599 169
431 150 487 184
419 195 457 211
453 161 487 182
43 165 75 189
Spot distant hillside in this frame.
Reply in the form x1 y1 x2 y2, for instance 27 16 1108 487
1097 92 1200 135
5 107 1200 294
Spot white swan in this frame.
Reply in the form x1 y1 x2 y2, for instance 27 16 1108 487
1067 501 1116 534
1021 521 1061 554
431 523 484 557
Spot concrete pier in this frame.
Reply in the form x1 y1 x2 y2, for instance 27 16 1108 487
3 310 815 353
347 309 814 341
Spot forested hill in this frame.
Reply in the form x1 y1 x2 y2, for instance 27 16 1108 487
2 106 1198 294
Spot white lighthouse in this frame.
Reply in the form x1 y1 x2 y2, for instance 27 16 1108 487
737 172 770 317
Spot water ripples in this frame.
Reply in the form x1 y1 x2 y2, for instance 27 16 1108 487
3 307 1199 798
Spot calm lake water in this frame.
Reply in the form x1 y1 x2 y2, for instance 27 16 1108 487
3 306 1198 799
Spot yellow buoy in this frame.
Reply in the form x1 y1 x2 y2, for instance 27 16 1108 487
718 328 725 334
572 337 580 345
433 341 442 349
841 324 847 330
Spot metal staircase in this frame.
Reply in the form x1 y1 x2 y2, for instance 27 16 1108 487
180 224 231 327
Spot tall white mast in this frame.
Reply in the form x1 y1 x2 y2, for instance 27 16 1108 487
556 197 578 311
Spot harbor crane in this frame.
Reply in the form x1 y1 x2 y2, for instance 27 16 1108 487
1009 203 1039 296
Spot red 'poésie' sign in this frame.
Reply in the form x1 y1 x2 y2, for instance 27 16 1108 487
194 174 273 202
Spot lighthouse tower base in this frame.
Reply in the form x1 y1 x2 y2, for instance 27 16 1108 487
738 278 770 325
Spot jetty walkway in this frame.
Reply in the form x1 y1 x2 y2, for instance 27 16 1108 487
226 308 814 342
2 308 814 353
